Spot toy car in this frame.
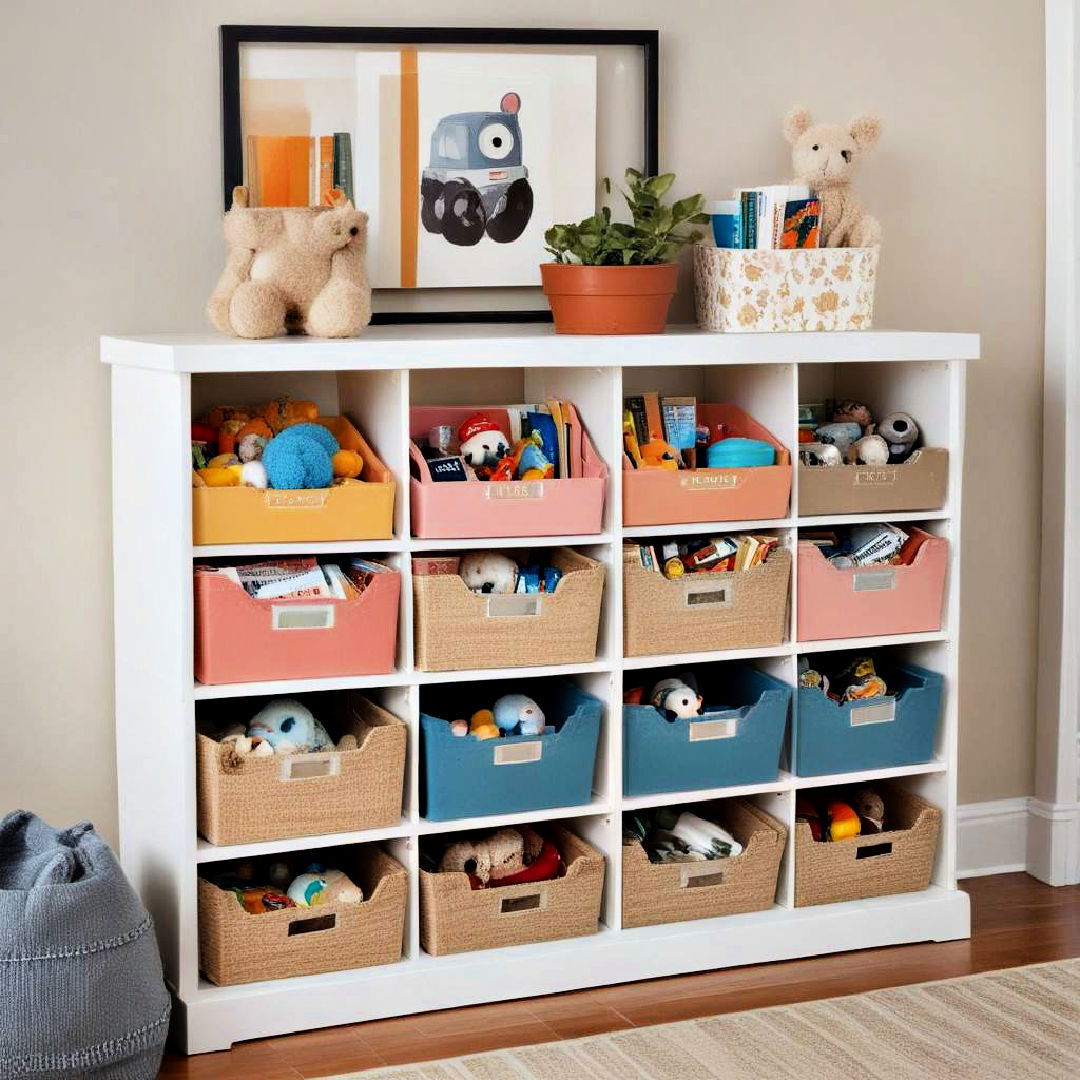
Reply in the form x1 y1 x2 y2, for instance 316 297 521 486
420 91 534 246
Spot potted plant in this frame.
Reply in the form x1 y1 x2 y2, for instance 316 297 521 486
541 169 708 334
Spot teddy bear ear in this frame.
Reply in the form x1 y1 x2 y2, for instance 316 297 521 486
231 186 249 209
849 114 883 150
784 107 812 144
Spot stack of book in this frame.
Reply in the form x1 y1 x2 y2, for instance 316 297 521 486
631 534 779 580
720 185 821 250
624 392 701 469
216 556 391 599
246 133 354 207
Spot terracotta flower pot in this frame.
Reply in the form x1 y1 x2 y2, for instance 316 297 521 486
540 263 679 335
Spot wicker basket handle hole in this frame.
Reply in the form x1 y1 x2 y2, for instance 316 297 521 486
855 842 893 860
682 869 725 889
288 913 337 936
500 894 542 914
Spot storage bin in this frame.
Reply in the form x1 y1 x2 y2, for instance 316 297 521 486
196 694 407 845
622 404 792 527
798 448 948 517
198 846 407 985
794 660 943 777
413 547 604 672
421 680 602 821
192 416 395 546
194 562 400 684
623 545 791 657
419 824 604 956
694 245 879 332
622 800 787 929
409 405 607 539
623 667 790 796
794 783 940 907
796 530 947 642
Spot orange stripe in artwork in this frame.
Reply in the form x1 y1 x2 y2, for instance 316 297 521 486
400 47 419 289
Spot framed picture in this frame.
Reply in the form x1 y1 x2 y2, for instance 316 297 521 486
220 26 658 323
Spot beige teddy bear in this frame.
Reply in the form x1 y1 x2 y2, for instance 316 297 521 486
784 108 883 248
207 187 372 339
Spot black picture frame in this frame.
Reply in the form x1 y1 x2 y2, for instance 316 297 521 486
219 25 659 324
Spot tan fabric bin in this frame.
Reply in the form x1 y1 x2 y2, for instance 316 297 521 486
196 695 407 846
419 825 605 957
413 547 605 672
622 800 787 929
794 784 941 907
798 448 949 517
198 846 407 985
623 545 791 657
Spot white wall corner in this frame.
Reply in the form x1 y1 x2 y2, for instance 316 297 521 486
956 798 1030 878
1026 796 1080 885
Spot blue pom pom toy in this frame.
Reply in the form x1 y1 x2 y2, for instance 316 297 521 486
263 422 340 489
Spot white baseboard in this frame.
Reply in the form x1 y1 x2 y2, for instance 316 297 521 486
956 798 1030 878
1026 797 1080 885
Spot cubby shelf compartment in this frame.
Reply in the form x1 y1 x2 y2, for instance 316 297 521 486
105 324 975 1054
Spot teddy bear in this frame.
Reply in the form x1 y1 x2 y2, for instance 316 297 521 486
459 552 518 595
438 828 528 885
207 186 372 339
784 108 883 247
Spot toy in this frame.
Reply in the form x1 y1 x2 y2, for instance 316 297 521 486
241 461 268 489
799 442 843 468
287 870 327 908
207 187 371 339
852 786 886 833
458 552 518 595
320 868 363 904
234 887 294 914
332 449 364 479
246 698 333 755
262 398 320 433
640 439 680 469
262 422 339 490
458 413 510 469
831 400 874 427
207 454 239 469
648 677 703 720
286 864 364 907
438 827 526 885
450 719 469 737
468 710 501 740
846 434 889 466
196 465 242 487
237 433 268 463
784 108 883 248
493 694 546 736
795 796 825 842
826 800 862 841
235 417 274 445
877 411 920 463
216 419 246 456
813 422 863 456
706 437 776 468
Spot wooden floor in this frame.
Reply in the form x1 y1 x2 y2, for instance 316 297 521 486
159 873 1080 1079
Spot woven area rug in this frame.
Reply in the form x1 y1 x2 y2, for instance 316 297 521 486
336 959 1080 1079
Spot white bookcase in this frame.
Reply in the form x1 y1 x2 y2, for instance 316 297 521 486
103 325 977 1054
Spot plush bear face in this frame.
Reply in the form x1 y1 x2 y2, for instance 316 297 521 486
307 205 369 256
459 552 518 594
785 109 882 190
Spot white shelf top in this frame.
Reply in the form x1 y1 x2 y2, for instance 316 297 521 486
101 325 980 373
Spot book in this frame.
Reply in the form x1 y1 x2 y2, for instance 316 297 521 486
642 392 664 442
247 136 311 207
738 191 758 248
333 133 353 203
780 197 821 249
661 396 697 451
318 135 335 205
625 395 649 448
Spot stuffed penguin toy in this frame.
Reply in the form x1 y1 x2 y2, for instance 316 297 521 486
649 677 703 721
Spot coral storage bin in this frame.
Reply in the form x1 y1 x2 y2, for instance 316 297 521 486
198 846 407 985
419 825 604 956
794 660 943 777
413 547 604 672
694 245 879 332
623 545 790 657
798 448 948 517
194 564 400 684
622 800 787 929
623 405 790 527
421 680 601 821
192 416 395 546
196 695 407 845
796 530 947 642
409 405 607 539
623 667 789 796
794 783 941 907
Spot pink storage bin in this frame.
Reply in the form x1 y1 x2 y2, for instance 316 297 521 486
409 405 607 539
194 566 400 685
796 529 948 642
622 404 791 527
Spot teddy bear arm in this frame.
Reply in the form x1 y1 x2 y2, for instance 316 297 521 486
304 247 372 338
207 248 257 334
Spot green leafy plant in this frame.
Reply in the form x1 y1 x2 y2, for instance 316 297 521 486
544 169 709 266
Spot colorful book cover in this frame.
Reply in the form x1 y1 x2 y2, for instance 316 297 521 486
248 136 311 207
780 198 821 249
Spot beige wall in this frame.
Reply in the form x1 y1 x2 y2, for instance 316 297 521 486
0 0 1043 843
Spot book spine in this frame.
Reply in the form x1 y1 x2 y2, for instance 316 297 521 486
745 192 758 248
333 133 354 203
626 396 649 447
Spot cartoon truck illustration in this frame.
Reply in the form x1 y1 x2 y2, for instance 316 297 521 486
420 91 534 246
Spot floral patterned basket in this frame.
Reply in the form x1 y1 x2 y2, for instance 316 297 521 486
693 245 879 332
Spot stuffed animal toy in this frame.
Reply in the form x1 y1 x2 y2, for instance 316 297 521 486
208 187 371 339
468 710 501 739
287 870 327 907
262 422 339 490
846 434 890 466
825 800 862 841
438 828 526 885
332 449 364 479
246 698 333 755
799 442 843 468
832 400 874 428
784 108 883 248
877 411 920 463
493 694 546 735
851 786 886 833
648 678 703 720
459 552 518 594
458 413 511 469
241 461 268 489
286 865 363 907
262 398 319 433
813 421 863 456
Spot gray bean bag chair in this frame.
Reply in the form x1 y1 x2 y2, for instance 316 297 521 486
0 811 170 1079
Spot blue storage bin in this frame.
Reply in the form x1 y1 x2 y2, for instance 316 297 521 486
794 660 943 776
421 680 602 821
623 667 790 796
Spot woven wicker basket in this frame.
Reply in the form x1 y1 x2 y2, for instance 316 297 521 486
419 825 605 957
622 800 787 929
623 545 791 657
413 547 605 672
196 695 407 846
198 845 407 985
794 783 941 907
